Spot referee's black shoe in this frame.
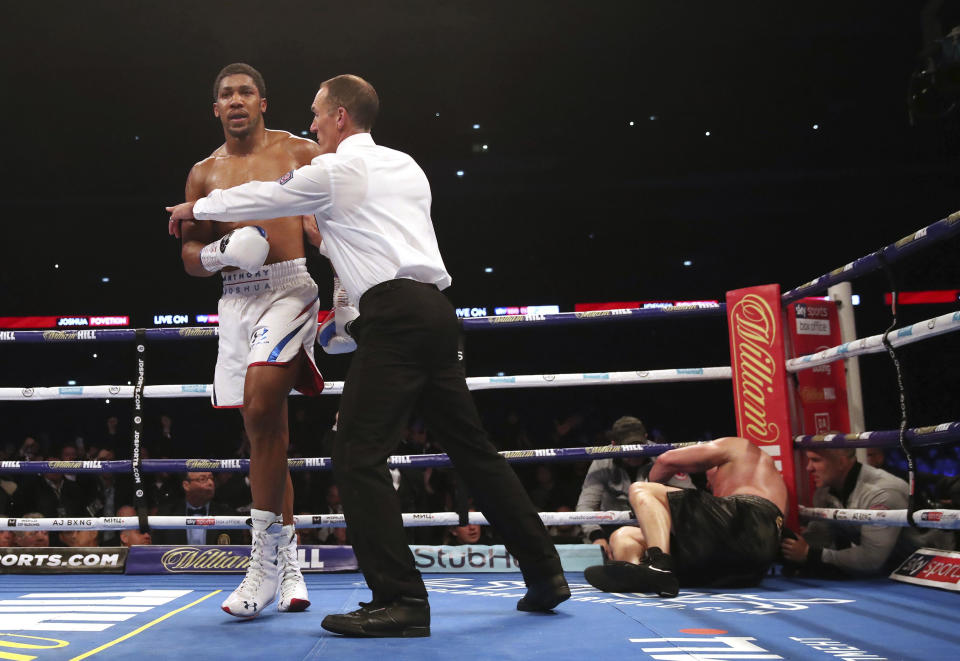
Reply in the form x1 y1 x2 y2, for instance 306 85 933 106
321 597 430 637
517 573 571 612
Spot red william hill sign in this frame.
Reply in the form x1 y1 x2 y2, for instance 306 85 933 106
726 287 791 445
726 285 797 528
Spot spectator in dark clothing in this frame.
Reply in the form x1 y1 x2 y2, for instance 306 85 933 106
288 406 314 458
60 529 100 548
96 416 125 457
19 436 41 461
214 472 252 515
446 519 497 546
12 459 90 518
528 465 579 512
152 472 241 545
146 456 180 513
494 410 534 452
149 414 181 458
86 450 146 545
57 444 97 508
934 475 960 509
549 413 587 449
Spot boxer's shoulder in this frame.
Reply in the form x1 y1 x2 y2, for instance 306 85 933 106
268 129 322 164
184 154 217 197
189 152 219 182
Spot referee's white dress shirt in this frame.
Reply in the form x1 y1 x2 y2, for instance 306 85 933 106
193 132 452 305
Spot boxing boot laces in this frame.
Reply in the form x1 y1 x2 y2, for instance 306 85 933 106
277 524 310 612
221 509 281 618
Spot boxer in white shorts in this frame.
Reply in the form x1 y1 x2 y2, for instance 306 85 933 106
167 63 355 620
213 259 323 408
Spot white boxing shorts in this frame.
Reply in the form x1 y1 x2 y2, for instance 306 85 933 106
212 258 324 408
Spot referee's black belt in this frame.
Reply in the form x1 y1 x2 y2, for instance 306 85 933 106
361 278 439 303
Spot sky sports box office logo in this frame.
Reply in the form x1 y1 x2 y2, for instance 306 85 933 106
891 547 960 591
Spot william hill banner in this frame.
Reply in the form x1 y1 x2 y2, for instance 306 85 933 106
726 285 797 527
126 545 358 574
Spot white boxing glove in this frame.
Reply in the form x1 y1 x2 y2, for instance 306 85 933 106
200 225 269 274
318 275 359 354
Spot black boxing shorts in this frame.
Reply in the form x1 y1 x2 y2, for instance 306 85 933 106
667 490 783 588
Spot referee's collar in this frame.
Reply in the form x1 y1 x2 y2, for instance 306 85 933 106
337 132 375 152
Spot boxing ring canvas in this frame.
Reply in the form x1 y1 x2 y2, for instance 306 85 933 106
1 571 957 660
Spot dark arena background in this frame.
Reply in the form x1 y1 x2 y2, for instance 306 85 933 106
2 2 960 659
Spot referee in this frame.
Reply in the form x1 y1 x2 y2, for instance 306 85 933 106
168 74 569 638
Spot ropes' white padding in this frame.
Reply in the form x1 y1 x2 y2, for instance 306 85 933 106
787 310 960 372
799 506 960 529
0 367 732 401
0 511 637 531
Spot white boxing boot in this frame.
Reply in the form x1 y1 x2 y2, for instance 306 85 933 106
221 509 281 618
277 524 310 612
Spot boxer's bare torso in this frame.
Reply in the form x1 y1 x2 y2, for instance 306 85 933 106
651 436 789 515
705 438 788 514
181 129 320 275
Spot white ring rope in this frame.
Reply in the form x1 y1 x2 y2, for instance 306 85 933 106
0 510 636 532
799 506 960 530
9 507 960 532
0 367 733 401
27 311 943 396
787 309 960 373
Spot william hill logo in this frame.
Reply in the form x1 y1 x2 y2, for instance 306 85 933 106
48 461 101 469
160 547 250 572
185 459 239 469
178 328 217 337
500 450 535 459
730 293 780 443
185 459 219 469
43 331 77 341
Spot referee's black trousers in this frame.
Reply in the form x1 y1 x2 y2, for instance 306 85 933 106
333 278 563 603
